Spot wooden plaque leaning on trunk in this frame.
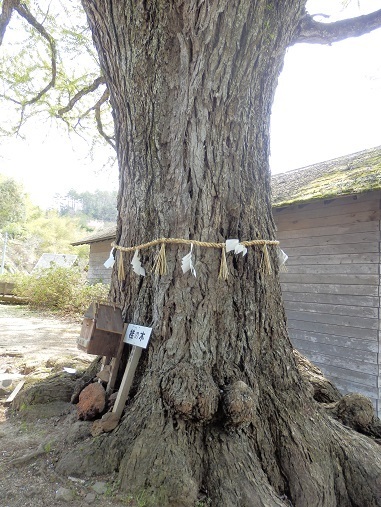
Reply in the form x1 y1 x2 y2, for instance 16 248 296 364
77 302 124 358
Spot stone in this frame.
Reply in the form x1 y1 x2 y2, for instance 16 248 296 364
100 411 120 432
91 481 108 494
84 492 97 504
96 365 111 382
56 487 74 502
0 387 9 397
0 373 23 389
91 411 119 436
76 383 106 420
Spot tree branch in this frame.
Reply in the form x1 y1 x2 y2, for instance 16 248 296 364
57 76 106 116
14 2 57 105
93 88 115 149
0 1 57 135
294 8 381 45
57 76 115 150
0 0 16 46
58 76 115 149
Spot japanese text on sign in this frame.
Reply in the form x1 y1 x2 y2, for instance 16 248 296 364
124 323 152 349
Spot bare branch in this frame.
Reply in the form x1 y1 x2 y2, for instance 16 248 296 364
93 88 115 149
57 75 106 115
0 92 22 105
294 8 381 45
58 76 115 149
0 0 16 46
14 2 57 105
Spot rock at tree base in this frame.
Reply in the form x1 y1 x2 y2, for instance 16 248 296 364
96 365 111 382
91 481 108 494
91 411 120 435
99 411 120 431
76 383 106 420
84 492 96 504
55 487 74 502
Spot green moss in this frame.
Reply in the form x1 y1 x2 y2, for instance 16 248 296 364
273 157 381 207
119 488 169 507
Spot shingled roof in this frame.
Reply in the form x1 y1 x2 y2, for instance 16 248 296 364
271 145 381 207
71 224 116 246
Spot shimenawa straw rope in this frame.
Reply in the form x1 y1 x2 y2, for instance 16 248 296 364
112 237 280 280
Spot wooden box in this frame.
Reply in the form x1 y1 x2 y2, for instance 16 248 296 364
77 303 124 357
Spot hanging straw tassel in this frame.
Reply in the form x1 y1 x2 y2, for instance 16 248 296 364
153 242 167 276
117 250 125 281
262 244 272 274
218 247 229 280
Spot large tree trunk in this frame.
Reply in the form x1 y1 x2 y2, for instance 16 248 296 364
65 1 381 505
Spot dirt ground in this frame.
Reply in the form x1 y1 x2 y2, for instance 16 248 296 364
0 304 130 507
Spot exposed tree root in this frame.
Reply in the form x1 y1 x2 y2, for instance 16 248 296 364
58 375 381 507
8 442 47 466
293 349 342 404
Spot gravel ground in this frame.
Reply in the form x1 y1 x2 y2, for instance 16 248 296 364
0 304 131 507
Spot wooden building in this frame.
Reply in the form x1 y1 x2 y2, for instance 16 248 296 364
73 146 381 415
71 225 115 284
272 146 381 417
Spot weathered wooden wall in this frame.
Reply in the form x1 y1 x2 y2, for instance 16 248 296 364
88 241 113 285
274 190 381 417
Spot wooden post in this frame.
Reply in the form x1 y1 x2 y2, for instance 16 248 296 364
106 324 128 394
112 346 142 419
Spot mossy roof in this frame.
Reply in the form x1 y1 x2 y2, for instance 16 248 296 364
71 224 116 246
271 146 381 207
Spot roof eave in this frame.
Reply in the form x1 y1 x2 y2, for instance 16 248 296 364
71 234 115 246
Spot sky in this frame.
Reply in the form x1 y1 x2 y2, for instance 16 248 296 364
0 122 118 209
0 0 381 209
270 0 381 172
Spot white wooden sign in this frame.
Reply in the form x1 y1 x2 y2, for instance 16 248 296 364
124 323 152 349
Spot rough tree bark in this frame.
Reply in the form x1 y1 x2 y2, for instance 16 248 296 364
59 2 381 505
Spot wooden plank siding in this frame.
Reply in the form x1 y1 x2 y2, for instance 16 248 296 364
274 190 381 417
275 210 381 232
87 241 113 285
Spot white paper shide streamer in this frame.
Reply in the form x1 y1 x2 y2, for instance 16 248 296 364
278 248 288 271
131 250 146 276
181 244 196 277
225 239 247 256
104 249 115 269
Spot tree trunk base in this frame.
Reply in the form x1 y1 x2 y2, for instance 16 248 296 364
58 382 381 507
